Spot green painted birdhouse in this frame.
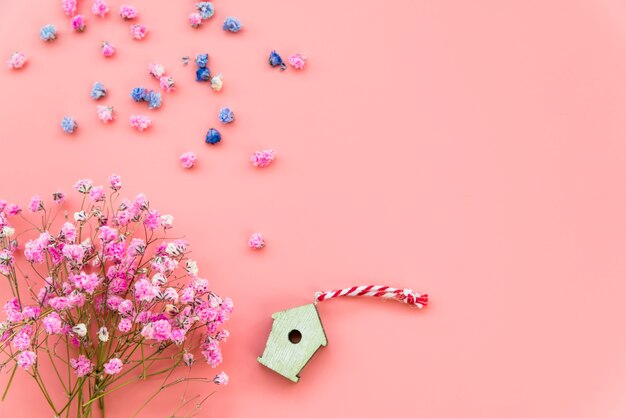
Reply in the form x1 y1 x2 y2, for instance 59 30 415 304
258 303 328 382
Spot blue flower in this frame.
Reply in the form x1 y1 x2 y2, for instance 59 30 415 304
269 50 286 70
223 17 242 33
205 128 221 144
218 107 234 124
196 67 211 82
195 53 209 68
40 24 57 42
146 91 162 109
196 2 215 20
90 82 107 100
61 117 77 134
131 87 147 102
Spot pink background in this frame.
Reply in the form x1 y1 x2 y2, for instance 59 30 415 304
2 0 626 416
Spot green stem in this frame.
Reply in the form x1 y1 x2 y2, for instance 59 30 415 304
1 363 17 401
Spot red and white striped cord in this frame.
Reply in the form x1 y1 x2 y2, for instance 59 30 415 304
314 285 428 308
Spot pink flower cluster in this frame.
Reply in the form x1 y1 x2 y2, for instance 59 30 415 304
250 149 276 168
62 0 77 16
6 52 27 69
130 24 149 40
119 5 138 20
71 15 86 32
188 13 203 28
288 53 306 70
130 114 151 131
101 41 116 57
97 105 115 123
0 175 230 411
248 232 265 250
91 0 109 17
180 151 197 169
148 62 175 92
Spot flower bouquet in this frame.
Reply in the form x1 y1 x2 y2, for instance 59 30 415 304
0 175 231 417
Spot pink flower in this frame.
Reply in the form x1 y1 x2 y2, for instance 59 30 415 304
183 352 194 367
250 149 275 168
60 221 77 243
70 272 101 294
118 318 132 332
89 185 105 202
74 178 93 193
159 76 175 92
179 151 197 169
143 210 160 231
4 298 22 322
28 196 43 213
22 305 40 320
98 226 117 243
91 0 109 17
130 115 150 131
108 173 122 191
71 15 86 32
248 232 265 250
119 5 138 19
43 312 64 334
152 319 172 341
213 371 229 385
118 299 133 316
53 190 66 204
6 52 27 69
101 42 116 57
288 53 306 70
201 340 222 367
134 278 157 302
130 24 148 40
62 0 77 16
48 296 71 311
62 244 85 262
70 355 93 377
188 12 203 28
170 328 186 344
103 358 123 374
6 203 21 216
12 328 31 351
17 351 36 369
148 62 165 78
96 105 115 123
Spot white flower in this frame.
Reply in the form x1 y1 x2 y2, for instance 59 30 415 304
74 211 87 222
0 226 15 237
185 260 198 276
98 326 109 342
72 323 87 337
166 242 183 257
160 214 174 229
151 273 166 286
210 73 223 91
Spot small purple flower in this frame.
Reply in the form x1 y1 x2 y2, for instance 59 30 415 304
269 50 286 70
218 107 234 124
61 116 77 134
205 128 221 144
223 16 242 33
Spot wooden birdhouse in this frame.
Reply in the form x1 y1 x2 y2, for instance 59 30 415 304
258 303 328 382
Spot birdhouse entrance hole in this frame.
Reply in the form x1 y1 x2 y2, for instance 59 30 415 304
288 329 302 344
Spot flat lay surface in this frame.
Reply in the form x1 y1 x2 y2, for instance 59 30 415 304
1 0 626 416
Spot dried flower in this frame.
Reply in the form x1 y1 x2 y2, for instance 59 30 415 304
196 2 215 19
6 52 27 70
96 105 115 123
223 16 242 32
188 12 203 28
210 74 223 91
218 107 234 124
62 0 77 16
90 82 107 100
91 0 109 17
98 326 109 342
130 87 147 102
148 62 165 78
101 41 116 57
71 15 86 32
180 152 197 169
130 24 148 40
40 25 57 42
130 115 151 131
205 128 221 144
103 358 123 374
195 53 209 68
248 233 265 249
288 53 306 70
119 5 138 19
213 371 229 385
269 50 286 70
61 117 78 134
196 67 211 82
159 76 175 92
250 149 275 168
146 90 162 109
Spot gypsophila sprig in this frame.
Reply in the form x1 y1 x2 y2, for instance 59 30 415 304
0 175 231 417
